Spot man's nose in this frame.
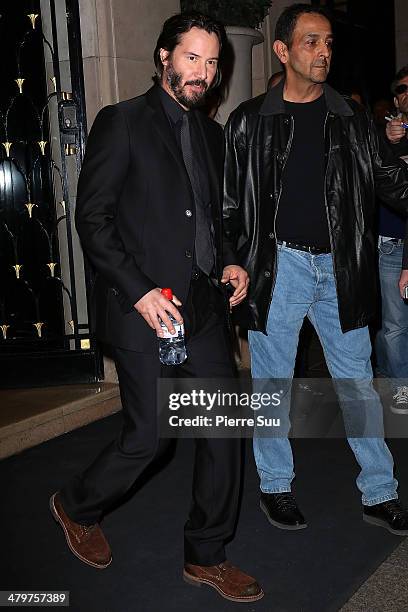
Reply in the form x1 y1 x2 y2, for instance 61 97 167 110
194 61 207 80
318 42 330 57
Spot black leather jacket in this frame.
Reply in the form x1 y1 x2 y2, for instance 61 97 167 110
223 81 408 333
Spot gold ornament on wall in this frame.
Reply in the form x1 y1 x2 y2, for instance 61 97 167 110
0 325 10 340
15 78 25 94
27 14 39 29
13 264 23 279
47 262 57 277
68 320 75 332
33 322 45 337
38 141 47 155
2 142 12 157
25 203 37 218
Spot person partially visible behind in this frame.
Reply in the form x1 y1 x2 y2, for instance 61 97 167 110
375 65 408 414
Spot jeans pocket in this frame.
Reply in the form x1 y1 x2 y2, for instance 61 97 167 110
378 241 396 256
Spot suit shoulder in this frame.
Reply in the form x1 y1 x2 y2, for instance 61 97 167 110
91 94 147 122
113 93 148 114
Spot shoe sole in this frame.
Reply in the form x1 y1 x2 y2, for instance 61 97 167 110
390 406 408 415
260 500 307 531
183 570 264 602
49 493 112 569
363 513 408 536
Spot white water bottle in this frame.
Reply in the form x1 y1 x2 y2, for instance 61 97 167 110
158 288 187 365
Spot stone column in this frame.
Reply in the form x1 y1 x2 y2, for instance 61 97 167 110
217 27 264 125
79 0 180 125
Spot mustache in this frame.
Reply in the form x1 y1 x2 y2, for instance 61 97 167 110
313 62 328 68
184 79 208 89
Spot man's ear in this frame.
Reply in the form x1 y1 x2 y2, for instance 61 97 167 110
273 40 288 65
160 48 170 67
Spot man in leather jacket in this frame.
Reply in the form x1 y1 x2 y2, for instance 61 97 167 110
224 4 408 534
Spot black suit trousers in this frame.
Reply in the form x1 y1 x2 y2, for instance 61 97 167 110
60 277 241 566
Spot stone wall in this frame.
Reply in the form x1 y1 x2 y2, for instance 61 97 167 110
78 0 180 125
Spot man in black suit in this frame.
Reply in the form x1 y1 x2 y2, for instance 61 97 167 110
49 13 263 603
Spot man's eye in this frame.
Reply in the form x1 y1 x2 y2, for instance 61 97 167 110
188 55 196 61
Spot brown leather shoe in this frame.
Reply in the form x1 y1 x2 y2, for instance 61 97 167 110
183 561 264 602
50 492 112 569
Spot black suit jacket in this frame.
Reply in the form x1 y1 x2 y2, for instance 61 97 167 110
76 85 236 351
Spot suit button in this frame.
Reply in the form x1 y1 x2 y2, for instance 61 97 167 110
185 250 192 258
269 193 273 198
269 232 274 239
264 271 271 278
185 209 192 217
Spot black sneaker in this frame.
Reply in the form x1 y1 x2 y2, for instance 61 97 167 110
390 386 408 414
260 492 307 530
363 499 408 535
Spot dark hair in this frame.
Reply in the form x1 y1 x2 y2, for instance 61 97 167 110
153 12 225 88
275 3 331 48
391 65 408 95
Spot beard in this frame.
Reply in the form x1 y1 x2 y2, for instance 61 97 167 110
165 62 209 109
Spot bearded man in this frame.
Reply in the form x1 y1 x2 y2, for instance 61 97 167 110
49 13 262 604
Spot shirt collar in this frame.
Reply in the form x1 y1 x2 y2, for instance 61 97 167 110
157 84 187 125
259 79 354 117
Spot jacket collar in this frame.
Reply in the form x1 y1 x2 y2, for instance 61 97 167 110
145 84 219 202
259 79 353 117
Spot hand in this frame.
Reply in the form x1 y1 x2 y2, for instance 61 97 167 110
385 116 406 144
134 288 182 336
221 265 249 308
399 269 408 299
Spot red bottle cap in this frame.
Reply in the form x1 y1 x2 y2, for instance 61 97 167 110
161 288 173 300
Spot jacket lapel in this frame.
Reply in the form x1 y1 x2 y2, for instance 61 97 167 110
145 86 188 179
194 112 221 209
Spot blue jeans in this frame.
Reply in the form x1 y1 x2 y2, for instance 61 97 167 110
249 244 398 506
375 239 408 378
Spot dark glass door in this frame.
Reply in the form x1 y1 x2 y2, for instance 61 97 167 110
0 0 103 387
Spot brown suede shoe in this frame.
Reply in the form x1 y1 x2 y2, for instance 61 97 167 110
50 492 112 569
183 561 264 602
